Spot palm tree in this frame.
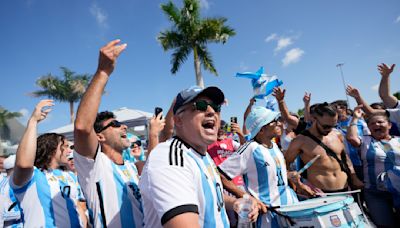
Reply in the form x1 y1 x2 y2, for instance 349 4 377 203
158 0 235 88
30 67 91 123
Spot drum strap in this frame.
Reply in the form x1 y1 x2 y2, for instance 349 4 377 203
301 130 353 188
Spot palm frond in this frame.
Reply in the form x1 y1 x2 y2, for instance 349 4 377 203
158 30 185 51
197 45 217 76
171 46 191 74
160 1 181 24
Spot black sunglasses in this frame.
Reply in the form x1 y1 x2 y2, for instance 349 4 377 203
192 100 221 113
316 119 337 130
130 141 142 148
96 120 122 133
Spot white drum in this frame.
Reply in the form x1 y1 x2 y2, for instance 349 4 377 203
276 195 371 228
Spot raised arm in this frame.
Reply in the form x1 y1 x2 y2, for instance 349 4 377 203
74 40 127 158
273 87 299 128
303 92 312 123
159 98 176 142
378 63 397 108
147 112 166 154
243 98 256 135
13 100 54 186
346 105 363 147
346 85 385 116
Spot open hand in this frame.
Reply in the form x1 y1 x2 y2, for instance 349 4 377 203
378 63 395 78
31 99 54 123
97 39 127 76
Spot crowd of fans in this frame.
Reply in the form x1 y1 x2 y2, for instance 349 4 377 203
1 40 399 228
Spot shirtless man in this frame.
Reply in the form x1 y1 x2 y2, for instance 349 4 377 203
285 102 363 196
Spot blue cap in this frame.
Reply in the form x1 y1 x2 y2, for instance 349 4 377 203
245 106 280 139
173 86 225 114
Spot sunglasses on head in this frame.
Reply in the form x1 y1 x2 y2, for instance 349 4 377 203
192 100 221 113
130 141 142 148
96 120 122 133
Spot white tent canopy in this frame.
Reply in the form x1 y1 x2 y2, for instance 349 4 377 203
49 107 152 140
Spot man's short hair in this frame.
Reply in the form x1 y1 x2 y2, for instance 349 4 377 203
94 111 115 133
370 102 386 110
313 102 337 117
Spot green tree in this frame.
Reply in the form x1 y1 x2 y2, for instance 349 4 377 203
30 67 91 123
297 108 305 118
158 0 235 88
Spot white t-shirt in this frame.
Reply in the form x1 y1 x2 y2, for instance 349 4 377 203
74 145 143 228
218 140 298 228
139 137 230 228
10 168 82 228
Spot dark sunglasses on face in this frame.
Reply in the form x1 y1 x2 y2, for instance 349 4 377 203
192 100 221 113
130 141 142 148
316 119 337 130
96 120 122 133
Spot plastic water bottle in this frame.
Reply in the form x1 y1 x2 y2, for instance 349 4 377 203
237 194 252 228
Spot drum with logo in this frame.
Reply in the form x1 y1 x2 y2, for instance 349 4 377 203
276 195 371 228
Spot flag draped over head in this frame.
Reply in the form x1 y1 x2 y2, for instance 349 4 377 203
236 67 283 99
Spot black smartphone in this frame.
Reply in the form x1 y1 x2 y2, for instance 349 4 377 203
230 116 237 124
155 107 163 118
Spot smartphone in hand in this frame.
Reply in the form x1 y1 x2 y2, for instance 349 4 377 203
230 117 237 124
155 107 163 119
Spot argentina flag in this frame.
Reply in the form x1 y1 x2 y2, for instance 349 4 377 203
236 67 283 99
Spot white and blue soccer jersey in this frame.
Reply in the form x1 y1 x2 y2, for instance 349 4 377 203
139 137 230 228
74 145 143 228
337 117 370 166
10 168 82 228
51 170 86 203
218 140 298 228
360 136 400 194
0 176 22 228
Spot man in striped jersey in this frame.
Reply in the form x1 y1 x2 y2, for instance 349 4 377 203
74 39 144 228
139 86 258 228
218 106 298 227
11 100 86 227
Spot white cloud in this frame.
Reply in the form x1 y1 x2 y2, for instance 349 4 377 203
371 84 379 91
275 37 293 52
90 3 108 29
265 33 277 42
199 0 210 10
282 48 304 66
395 16 400 23
17 108 30 125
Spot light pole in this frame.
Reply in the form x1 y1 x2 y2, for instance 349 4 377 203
336 63 351 109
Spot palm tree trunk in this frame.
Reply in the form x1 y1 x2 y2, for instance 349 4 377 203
193 47 204 88
69 102 74 124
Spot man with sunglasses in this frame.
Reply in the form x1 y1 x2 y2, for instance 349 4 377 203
139 86 258 228
74 40 143 228
285 103 363 196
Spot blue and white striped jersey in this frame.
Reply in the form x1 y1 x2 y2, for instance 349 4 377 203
139 137 230 228
74 146 143 228
360 136 400 192
10 168 82 228
337 116 370 166
0 176 22 228
218 141 298 228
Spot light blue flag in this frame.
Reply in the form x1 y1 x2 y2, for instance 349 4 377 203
236 67 283 99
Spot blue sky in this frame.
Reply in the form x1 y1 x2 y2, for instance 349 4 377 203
1 0 400 133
